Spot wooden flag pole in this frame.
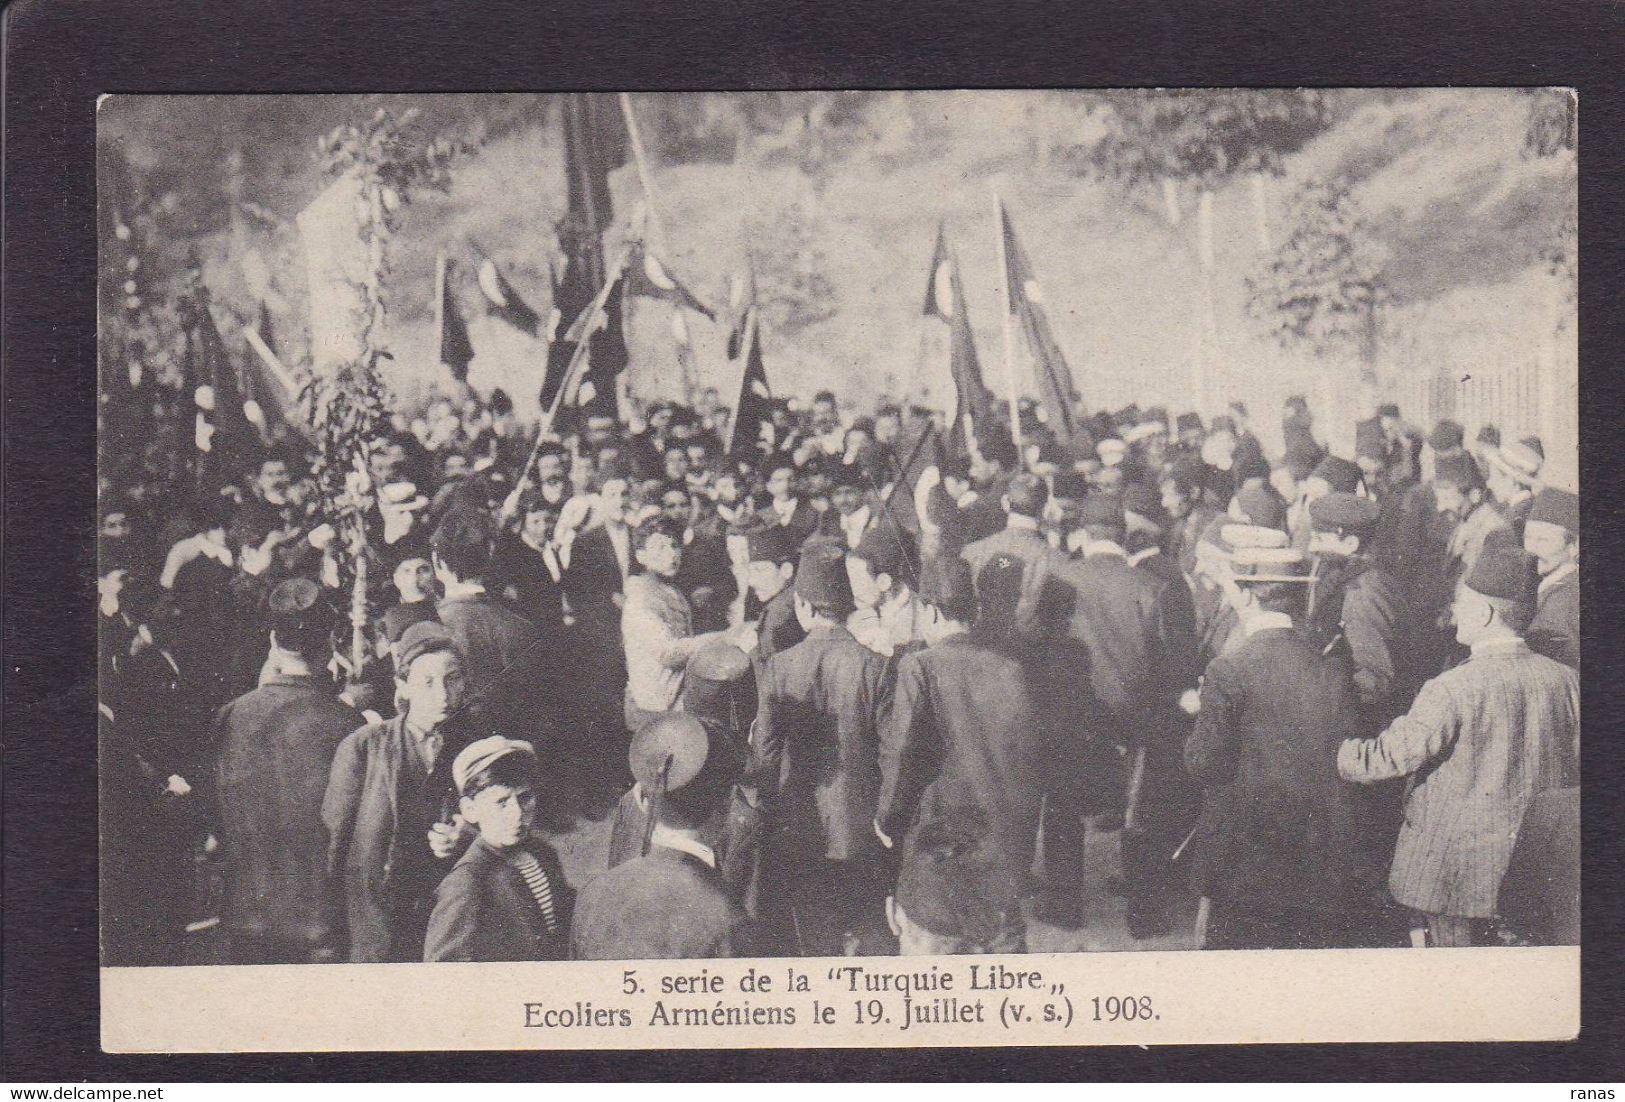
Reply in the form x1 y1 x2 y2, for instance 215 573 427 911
242 325 304 397
993 191 1023 454
619 92 672 259
502 245 630 521
433 251 447 378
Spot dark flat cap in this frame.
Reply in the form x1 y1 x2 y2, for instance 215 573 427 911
1308 491 1382 534
382 600 439 644
1465 545 1538 605
396 620 457 672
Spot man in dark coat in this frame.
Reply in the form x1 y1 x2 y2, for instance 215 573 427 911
742 524 806 662
876 556 1097 943
1184 537 1372 950
215 578 361 964
495 493 568 636
322 622 473 962
572 714 756 959
750 541 892 955
1051 494 1184 933
1305 493 1412 720
959 473 1071 636
932 455 1005 560
1523 487 1579 669
431 507 548 745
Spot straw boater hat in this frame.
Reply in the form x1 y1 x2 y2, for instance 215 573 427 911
1485 440 1544 486
379 481 429 512
1218 523 1310 584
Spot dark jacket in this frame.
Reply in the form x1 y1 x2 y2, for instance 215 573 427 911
876 631 1096 873
495 534 567 635
1528 568 1579 669
1055 549 1175 742
570 844 754 959
960 524 1071 636
437 591 546 739
1184 623 1369 916
1305 556 1411 721
215 674 361 952
753 623 890 862
564 523 630 630
423 835 574 962
754 585 805 662
321 715 464 962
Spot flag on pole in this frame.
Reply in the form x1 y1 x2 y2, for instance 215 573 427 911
180 283 255 491
727 306 773 457
625 244 715 321
999 202 1081 445
724 266 756 360
922 223 996 461
239 301 307 441
476 257 541 337
439 258 475 382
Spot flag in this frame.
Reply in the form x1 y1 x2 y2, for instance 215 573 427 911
240 300 307 441
476 257 541 337
439 259 475 382
999 201 1081 445
180 284 255 491
578 279 629 419
724 265 756 360
539 247 596 410
562 93 622 288
922 223 997 461
727 307 774 457
625 244 715 321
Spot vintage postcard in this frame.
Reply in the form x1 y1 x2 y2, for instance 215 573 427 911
95 89 1578 1052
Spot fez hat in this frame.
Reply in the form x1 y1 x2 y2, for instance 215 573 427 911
681 641 756 734
628 713 737 797
1433 452 1485 491
744 523 800 567
851 522 918 582
1121 481 1165 525
1176 411 1203 433
1376 402 1401 420
268 576 322 617
895 809 1020 949
1231 482 1288 531
1528 487 1579 534
452 736 536 796
1283 441 1324 482
396 620 457 673
1309 491 1382 535
1429 419 1465 452
1465 545 1538 606
919 556 976 624
795 540 855 611
1354 418 1387 462
1311 455 1363 494
1052 470 1090 502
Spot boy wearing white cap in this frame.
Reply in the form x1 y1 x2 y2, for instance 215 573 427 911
423 737 573 962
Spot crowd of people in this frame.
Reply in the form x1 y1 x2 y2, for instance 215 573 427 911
98 377 1581 966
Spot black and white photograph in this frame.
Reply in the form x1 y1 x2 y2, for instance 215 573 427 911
91 88 1580 1045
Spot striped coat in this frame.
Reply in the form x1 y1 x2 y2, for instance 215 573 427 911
1337 640 1578 918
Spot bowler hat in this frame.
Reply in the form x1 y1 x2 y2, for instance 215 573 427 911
1308 491 1382 535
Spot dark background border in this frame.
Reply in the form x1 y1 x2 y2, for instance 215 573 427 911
4 0 1622 1082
